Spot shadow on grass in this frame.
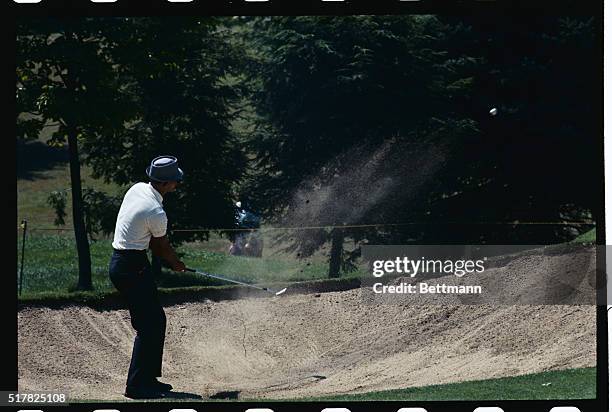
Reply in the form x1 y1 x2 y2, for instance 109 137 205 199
18 140 68 180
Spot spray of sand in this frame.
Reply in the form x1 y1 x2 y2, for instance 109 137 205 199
270 137 450 258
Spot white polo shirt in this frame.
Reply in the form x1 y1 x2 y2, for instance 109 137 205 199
112 182 168 250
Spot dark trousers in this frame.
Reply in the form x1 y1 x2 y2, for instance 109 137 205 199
109 249 166 388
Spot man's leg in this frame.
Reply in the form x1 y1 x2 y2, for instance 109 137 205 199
126 334 144 387
109 251 167 392
150 306 166 378
124 271 166 388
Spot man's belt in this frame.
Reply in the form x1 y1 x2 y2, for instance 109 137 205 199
112 248 147 255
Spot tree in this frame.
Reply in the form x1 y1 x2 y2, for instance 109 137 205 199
17 19 136 290
81 18 247 251
426 16 598 242
20 17 248 281
242 16 477 276
242 15 598 276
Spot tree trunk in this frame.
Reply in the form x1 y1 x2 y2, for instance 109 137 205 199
328 228 343 278
67 127 93 290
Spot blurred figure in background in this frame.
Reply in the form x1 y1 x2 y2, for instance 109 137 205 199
229 201 263 257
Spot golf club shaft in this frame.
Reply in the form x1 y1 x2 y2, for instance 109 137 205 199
185 268 273 293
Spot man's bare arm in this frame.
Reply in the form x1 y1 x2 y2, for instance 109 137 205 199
149 235 186 272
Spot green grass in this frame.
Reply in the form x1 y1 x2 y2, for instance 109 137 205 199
18 140 126 228
18 234 116 297
17 233 361 300
571 228 596 244
295 367 596 401
17 225 595 301
18 163 126 229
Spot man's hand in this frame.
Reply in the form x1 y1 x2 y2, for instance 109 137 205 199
172 260 186 272
149 235 185 272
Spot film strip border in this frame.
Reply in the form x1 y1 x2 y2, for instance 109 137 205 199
17 402 608 412
9 0 601 16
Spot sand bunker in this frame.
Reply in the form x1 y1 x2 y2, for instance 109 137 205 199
18 245 598 400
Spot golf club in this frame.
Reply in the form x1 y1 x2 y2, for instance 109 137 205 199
184 268 288 296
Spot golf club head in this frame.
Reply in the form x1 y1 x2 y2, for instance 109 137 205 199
275 288 288 296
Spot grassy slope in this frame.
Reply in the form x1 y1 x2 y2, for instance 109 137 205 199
17 165 122 228
296 367 596 401
571 227 596 244
18 234 349 299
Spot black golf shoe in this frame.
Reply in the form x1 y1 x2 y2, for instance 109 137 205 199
124 385 165 399
149 378 173 392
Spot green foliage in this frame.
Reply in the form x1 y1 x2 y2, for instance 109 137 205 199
47 190 68 226
16 18 141 288
18 17 599 286
428 16 598 243
16 19 137 145
241 15 598 257
240 16 482 271
244 16 462 213
18 18 249 248
80 18 248 245
81 188 123 240
46 187 122 241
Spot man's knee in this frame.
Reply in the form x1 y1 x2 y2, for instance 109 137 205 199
132 308 165 336
151 307 166 334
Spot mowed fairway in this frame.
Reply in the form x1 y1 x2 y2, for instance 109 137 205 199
301 368 596 401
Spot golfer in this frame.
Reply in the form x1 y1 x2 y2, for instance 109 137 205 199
109 155 186 399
